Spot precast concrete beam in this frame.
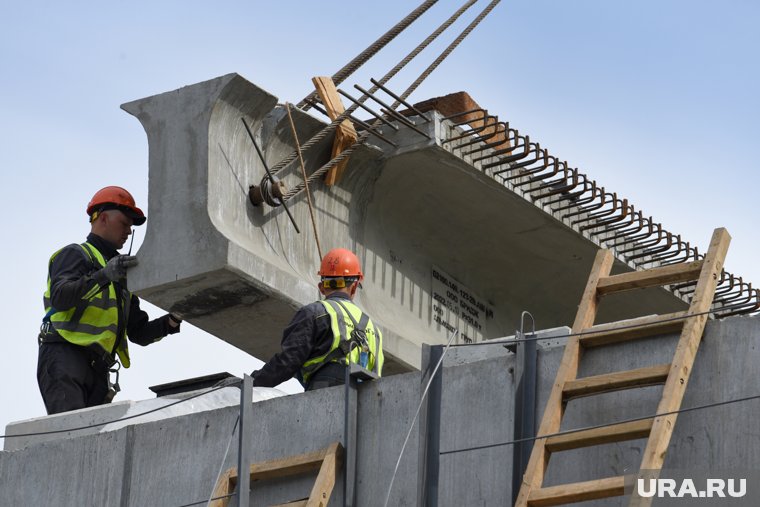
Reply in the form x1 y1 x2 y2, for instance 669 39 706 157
123 74 686 374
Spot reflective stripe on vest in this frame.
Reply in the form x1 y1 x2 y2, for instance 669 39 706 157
43 242 131 367
300 299 383 384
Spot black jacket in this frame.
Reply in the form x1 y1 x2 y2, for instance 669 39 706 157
46 233 179 349
252 292 354 388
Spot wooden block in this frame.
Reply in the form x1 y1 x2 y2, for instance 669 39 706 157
414 91 511 151
312 76 357 186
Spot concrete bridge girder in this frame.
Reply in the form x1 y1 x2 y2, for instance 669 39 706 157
123 73 685 373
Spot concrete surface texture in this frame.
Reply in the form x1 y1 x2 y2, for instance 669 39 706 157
2 315 759 506
121 73 689 375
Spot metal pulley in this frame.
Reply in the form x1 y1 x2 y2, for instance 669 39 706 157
248 175 287 207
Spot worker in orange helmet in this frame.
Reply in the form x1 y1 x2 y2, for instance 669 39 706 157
37 186 183 415
252 248 384 390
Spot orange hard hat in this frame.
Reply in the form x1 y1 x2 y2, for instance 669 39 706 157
87 186 146 226
318 248 364 281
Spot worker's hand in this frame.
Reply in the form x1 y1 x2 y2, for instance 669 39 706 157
168 313 183 327
101 255 138 282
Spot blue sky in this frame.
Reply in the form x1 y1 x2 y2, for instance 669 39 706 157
1 1 758 432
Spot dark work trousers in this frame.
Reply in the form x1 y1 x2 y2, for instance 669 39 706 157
37 340 111 415
306 362 348 391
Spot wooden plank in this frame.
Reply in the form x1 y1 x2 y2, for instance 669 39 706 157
596 260 703 295
528 476 626 507
249 446 330 482
209 443 342 507
306 442 342 507
563 364 671 400
208 468 234 507
571 249 616 332
579 311 687 348
545 418 653 453
312 76 358 186
637 228 730 479
514 249 614 507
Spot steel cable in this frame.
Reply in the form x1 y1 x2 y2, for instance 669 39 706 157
272 0 481 178
297 0 439 110
283 1 502 201
0 384 231 439
392 0 502 109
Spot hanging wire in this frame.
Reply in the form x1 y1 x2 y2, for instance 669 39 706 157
285 102 323 260
383 329 458 507
439 392 760 457
205 415 239 507
176 493 236 507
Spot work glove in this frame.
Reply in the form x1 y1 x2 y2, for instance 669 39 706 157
99 255 138 282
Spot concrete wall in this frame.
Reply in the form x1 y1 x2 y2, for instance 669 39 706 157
4 315 759 505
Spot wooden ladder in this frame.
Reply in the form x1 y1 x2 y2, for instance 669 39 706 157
210 442 343 507
514 227 730 507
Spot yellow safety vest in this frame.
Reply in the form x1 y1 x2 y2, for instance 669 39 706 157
301 299 383 384
43 242 131 367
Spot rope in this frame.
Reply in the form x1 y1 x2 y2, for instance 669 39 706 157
286 102 323 260
297 0 439 110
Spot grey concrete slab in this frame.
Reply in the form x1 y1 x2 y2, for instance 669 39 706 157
0 429 128 506
439 353 516 505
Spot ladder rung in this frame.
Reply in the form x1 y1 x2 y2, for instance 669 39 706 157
579 312 688 348
563 364 671 400
528 475 626 507
545 418 653 453
596 260 703 296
